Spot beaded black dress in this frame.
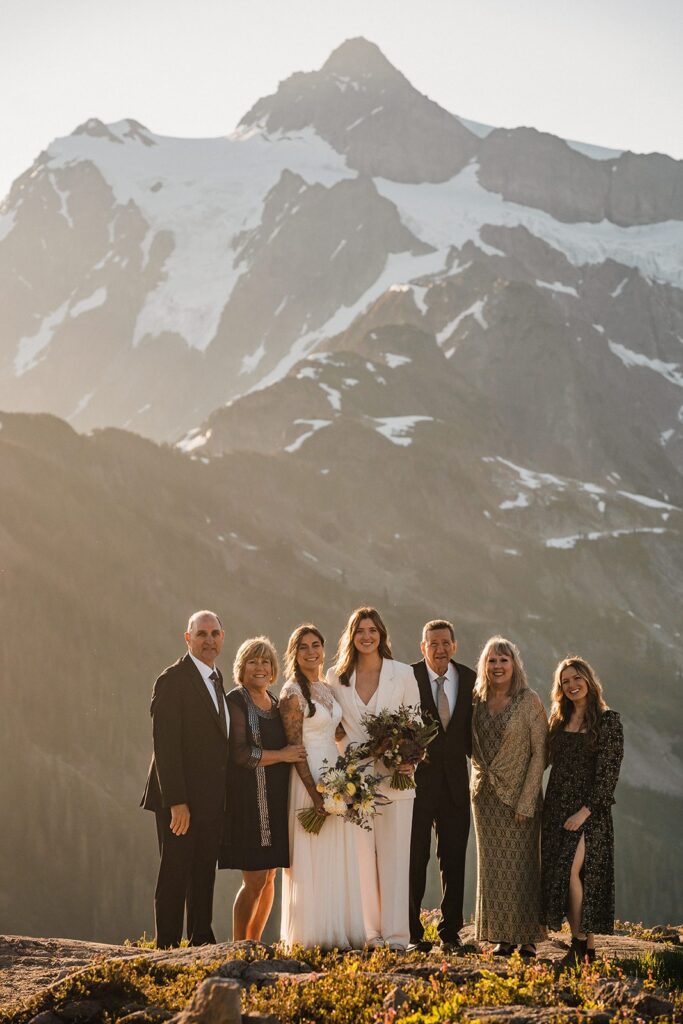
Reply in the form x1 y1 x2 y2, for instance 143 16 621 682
218 687 290 871
541 710 623 934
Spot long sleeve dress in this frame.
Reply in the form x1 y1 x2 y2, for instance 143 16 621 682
542 710 624 934
218 687 290 871
471 688 548 944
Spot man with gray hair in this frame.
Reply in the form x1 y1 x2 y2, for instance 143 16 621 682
408 619 475 952
141 611 229 947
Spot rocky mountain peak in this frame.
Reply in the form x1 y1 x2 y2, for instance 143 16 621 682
239 37 477 182
322 36 402 80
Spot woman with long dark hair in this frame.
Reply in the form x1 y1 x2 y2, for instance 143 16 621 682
542 656 623 964
279 624 366 949
471 636 548 957
326 607 420 950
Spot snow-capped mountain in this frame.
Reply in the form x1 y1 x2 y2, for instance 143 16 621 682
1 37 681 445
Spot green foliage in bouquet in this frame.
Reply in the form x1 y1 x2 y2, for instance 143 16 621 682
357 703 439 790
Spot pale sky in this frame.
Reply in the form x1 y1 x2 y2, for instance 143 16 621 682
2 0 682 201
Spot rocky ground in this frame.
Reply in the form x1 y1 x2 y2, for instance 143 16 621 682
1 926 681 1023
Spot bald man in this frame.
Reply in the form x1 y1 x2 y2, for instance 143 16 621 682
141 611 229 947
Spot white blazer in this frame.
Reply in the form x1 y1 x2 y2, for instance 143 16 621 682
326 658 421 802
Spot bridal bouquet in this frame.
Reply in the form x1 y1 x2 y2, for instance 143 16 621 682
358 703 439 790
297 754 386 834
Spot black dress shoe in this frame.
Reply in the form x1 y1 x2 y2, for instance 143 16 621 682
493 942 516 956
519 944 537 959
438 935 463 953
407 939 433 953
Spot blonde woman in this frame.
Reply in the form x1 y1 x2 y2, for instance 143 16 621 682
471 636 547 957
326 607 420 951
218 636 306 941
542 657 623 964
279 624 366 950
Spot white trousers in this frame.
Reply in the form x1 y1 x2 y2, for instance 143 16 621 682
357 799 414 947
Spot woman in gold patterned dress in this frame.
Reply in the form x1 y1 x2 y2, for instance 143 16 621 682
471 636 548 957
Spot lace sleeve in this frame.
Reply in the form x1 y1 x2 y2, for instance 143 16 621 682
280 680 308 715
279 685 318 800
227 691 262 769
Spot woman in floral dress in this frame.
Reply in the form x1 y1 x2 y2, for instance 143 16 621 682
542 656 624 963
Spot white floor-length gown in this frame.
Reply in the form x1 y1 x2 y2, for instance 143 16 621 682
280 679 367 950
327 659 420 949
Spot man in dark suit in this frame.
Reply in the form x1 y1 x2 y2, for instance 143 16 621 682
408 618 475 951
141 610 229 948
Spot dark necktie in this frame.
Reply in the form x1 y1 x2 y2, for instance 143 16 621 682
209 670 227 731
435 675 451 731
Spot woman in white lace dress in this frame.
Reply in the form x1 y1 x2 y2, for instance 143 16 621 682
279 624 367 950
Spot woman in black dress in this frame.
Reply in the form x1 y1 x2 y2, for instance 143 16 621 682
219 636 306 940
542 656 623 963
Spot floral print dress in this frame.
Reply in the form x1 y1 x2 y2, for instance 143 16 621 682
542 710 624 934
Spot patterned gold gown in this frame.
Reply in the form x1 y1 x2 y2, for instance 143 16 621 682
472 692 547 944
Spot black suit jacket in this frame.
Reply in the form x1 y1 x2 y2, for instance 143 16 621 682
412 658 475 807
141 653 229 821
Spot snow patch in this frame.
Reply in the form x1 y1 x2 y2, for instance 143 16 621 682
70 287 107 318
437 297 488 343
47 125 355 352
384 353 412 368
617 491 680 511
319 382 341 410
565 139 623 161
48 173 74 227
608 341 683 386
457 117 495 139
499 492 530 510
330 238 347 259
250 248 447 393
485 457 566 490
15 301 69 376
611 277 629 298
546 527 667 549
536 279 579 297
240 342 266 375
177 427 212 452
285 418 331 453
374 415 432 446
374 164 683 290
67 391 94 420
0 209 17 243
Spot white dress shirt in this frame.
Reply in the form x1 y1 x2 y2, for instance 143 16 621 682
189 652 230 734
426 661 459 717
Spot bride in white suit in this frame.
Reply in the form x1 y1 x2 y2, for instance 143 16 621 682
326 607 420 950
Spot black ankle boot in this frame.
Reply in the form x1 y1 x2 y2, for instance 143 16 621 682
560 937 587 967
